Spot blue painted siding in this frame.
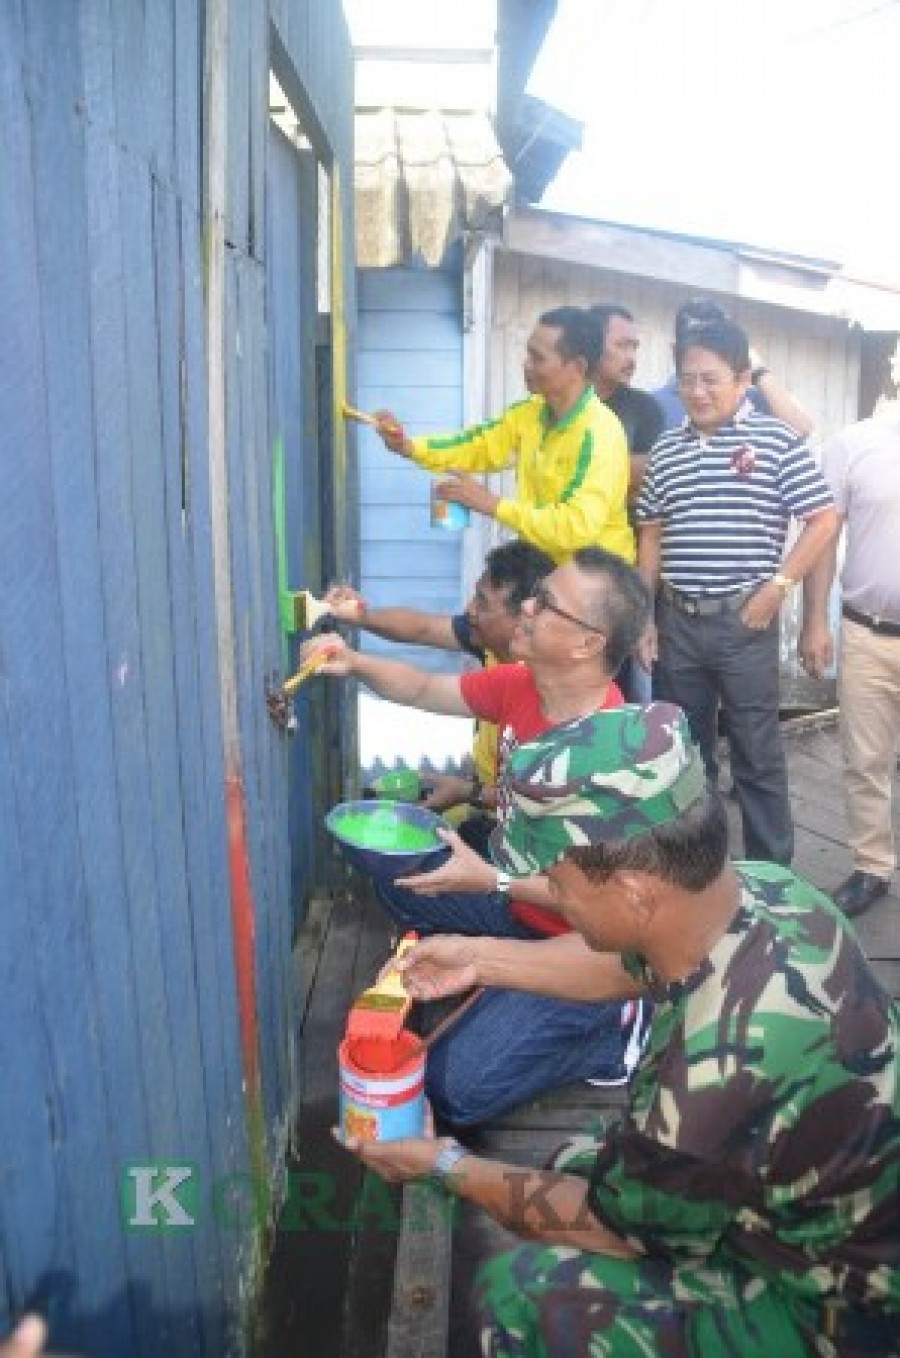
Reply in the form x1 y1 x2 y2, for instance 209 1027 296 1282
0 1 356 1354
356 267 466 673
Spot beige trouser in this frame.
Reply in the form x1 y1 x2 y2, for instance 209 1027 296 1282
839 618 900 878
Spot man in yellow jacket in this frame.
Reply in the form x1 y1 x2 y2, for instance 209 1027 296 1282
375 306 634 565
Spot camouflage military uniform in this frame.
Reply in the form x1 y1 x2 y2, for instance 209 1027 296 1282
478 864 900 1356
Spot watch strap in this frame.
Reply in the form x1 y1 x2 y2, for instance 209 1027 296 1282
433 1139 468 1183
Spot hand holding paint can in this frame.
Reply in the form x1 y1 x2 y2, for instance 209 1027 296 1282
430 479 470 531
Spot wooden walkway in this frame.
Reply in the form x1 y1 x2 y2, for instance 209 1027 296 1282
254 717 900 1356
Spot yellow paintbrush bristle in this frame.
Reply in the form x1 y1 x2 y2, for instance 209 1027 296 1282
346 933 417 1041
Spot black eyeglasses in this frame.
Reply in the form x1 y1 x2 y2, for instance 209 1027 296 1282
531 583 606 634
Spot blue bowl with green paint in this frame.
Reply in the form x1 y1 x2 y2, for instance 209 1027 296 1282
325 800 451 883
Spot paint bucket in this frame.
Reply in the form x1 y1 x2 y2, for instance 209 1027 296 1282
430 482 470 531
338 1031 426 1142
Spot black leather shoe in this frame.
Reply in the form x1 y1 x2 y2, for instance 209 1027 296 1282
832 871 891 918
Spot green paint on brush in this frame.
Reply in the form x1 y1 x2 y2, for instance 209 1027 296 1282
333 809 437 852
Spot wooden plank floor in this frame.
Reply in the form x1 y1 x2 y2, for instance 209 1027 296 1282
252 885 401 1358
256 718 899 1356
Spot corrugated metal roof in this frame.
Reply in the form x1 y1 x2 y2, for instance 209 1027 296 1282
355 107 513 267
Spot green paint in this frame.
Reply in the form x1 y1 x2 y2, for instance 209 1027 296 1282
272 435 293 641
333 809 437 852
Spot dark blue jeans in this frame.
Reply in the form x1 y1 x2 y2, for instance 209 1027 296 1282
655 596 793 863
374 880 631 1127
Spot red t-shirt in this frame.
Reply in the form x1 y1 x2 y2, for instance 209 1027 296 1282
459 664 623 935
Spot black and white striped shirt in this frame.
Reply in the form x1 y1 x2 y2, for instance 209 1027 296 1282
635 413 833 594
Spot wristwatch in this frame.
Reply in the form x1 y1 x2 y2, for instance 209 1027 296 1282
772 572 796 594
433 1139 469 1185
495 869 512 895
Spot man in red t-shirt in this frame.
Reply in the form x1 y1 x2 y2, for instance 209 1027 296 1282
310 548 652 1126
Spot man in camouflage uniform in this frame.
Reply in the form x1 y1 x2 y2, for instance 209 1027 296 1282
336 704 900 1355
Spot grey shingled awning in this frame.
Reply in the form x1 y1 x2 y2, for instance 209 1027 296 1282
355 107 513 267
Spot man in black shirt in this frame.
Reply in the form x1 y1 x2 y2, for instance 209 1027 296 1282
587 303 664 500
587 304 664 701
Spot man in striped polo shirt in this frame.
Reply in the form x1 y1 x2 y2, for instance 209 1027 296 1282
635 319 838 863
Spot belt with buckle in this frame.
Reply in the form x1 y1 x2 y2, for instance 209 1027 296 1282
659 581 754 617
843 602 900 638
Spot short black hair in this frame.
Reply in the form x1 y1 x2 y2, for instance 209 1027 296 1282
539 306 603 367
586 303 634 354
566 789 728 891
484 542 555 612
674 298 727 344
571 547 652 671
675 318 750 377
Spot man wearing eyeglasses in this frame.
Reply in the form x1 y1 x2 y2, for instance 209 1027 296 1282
372 306 634 565
636 318 838 864
303 548 652 1127
654 298 815 437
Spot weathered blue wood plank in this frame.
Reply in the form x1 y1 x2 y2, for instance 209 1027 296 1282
173 0 201 204
118 155 211 1356
145 0 176 182
177 193 249 1330
0 703 61 1333
362 542 463 578
357 266 464 695
109 0 151 172
358 581 466 613
3 18 136 1350
151 177 239 1342
359 466 433 505
226 0 250 253
78 102 188 1358
78 0 116 136
353 395 468 434
357 350 461 389
357 309 462 352
358 268 460 313
231 255 290 1151
248 0 267 261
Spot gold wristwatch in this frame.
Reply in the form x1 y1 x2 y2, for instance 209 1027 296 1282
772 572 796 594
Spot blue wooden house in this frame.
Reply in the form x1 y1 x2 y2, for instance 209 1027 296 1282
1 2 357 1353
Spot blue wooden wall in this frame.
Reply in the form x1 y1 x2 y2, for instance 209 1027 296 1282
356 266 466 673
0 2 356 1354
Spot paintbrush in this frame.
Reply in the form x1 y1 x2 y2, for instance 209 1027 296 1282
341 401 380 427
341 401 401 436
346 933 419 1044
293 588 333 631
281 642 338 697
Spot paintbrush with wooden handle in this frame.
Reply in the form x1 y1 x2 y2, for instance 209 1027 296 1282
341 401 401 436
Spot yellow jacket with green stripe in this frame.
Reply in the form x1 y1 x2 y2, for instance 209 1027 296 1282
410 389 634 564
